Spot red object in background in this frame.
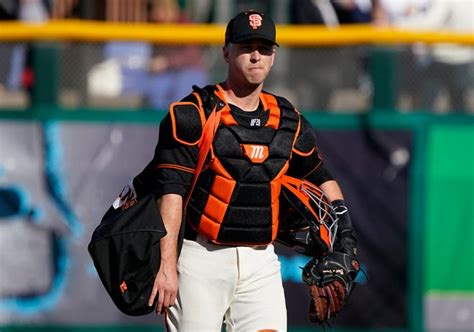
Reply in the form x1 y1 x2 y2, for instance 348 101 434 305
21 67 34 89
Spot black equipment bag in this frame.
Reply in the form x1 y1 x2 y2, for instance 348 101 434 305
88 88 219 316
88 177 167 316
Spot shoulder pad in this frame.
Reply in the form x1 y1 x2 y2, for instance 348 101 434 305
181 91 200 104
264 92 297 111
192 84 225 117
274 95 296 111
169 102 204 146
272 94 300 122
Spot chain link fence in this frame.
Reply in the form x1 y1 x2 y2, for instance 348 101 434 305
0 41 473 113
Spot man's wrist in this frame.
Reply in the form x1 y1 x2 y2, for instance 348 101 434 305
331 200 358 256
331 199 351 229
159 256 178 270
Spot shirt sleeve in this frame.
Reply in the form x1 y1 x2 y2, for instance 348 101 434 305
286 115 330 184
148 112 199 197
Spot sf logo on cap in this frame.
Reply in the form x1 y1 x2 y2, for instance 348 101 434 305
248 14 262 30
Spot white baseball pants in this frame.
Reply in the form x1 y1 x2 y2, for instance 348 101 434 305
165 235 287 332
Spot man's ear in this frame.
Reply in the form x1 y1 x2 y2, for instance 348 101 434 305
223 45 230 63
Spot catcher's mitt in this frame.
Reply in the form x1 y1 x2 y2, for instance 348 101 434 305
302 252 360 324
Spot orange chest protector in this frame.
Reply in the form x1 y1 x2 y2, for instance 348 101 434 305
186 91 301 245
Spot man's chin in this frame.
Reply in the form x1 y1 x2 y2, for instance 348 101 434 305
246 72 268 84
247 77 265 86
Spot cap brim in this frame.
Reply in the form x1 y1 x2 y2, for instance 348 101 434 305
229 34 279 47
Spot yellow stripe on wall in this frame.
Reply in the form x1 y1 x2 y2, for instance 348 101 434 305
0 20 473 46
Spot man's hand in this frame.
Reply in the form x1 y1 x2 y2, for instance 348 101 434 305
148 259 178 314
149 193 183 314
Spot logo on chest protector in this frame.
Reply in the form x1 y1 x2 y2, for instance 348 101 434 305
241 144 269 163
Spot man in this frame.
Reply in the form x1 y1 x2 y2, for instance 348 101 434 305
146 10 357 331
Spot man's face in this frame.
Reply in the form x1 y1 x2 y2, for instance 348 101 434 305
224 39 276 86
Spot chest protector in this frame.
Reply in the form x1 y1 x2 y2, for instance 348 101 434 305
186 85 301 245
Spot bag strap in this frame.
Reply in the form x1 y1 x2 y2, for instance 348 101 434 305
184 106 221 208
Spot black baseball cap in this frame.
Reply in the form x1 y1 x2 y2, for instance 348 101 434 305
225 10 279 46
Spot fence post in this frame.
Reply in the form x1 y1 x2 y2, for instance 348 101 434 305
369 47 399 111
30 42 60 116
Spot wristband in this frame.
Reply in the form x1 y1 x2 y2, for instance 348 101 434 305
331 199 352 230
331 200 358 256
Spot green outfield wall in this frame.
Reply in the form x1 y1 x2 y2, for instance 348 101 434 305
425 126 474 293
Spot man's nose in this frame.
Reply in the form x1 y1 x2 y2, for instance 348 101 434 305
250 50 261 62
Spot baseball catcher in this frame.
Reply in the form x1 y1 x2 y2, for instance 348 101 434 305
278 175 360 324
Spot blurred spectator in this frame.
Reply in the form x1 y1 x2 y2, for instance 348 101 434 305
330 0 375 109
373 0 433 111
87 0 154 101
392 0 474 112
146 0 209 110
0 0 16 20
372 0 430 25
186 0 272 24
12 0 49 91
0 0 16 93
88 0 209 110
0 0 80 97
50 0 80 19
1 0 49 95
291 0 339 26
288 0 338 110
233 0 273 16
331 0 373 24
185 0 230 23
